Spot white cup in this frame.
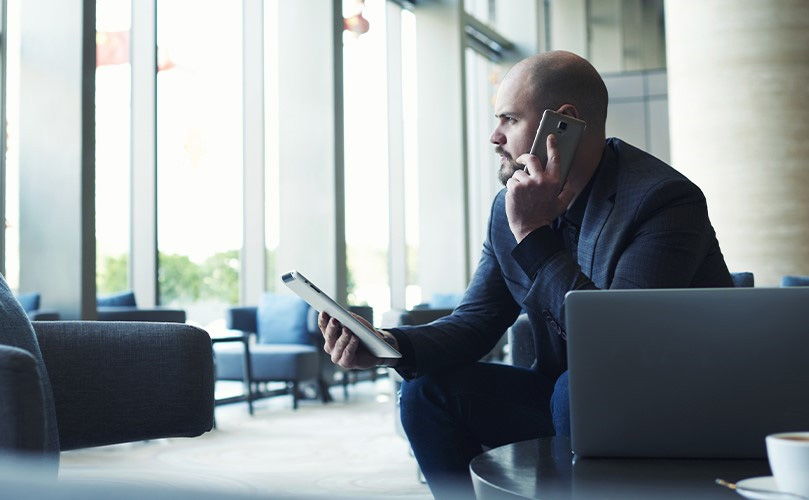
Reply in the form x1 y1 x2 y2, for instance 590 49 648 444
766 431 809 497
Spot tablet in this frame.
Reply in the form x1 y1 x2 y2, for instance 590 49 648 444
281 270 401 359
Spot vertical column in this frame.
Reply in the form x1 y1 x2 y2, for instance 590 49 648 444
494 0 541 60
386 1 407 310
415 0 469 300
274 0 342 301
131 0 157 307
19 0 96 319
242 0 266 305
666 0 809 285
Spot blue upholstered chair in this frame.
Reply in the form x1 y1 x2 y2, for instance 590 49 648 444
214 293 320 410
381 293 463 328
781 275 809 287
730 271 755 288
14 292 60 320
96 290 186 323
0 273 214 465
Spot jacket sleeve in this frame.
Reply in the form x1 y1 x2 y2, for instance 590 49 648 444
515 175 730 339
390 198 522 378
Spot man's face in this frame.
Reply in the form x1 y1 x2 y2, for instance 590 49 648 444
490 76 541 186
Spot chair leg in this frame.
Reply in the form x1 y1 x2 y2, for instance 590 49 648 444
292 381 299 410
318 376 333 403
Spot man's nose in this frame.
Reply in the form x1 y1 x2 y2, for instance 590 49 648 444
490 127 504 145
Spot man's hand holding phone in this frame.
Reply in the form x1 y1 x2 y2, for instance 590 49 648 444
505 134 578 242
318 311 399 370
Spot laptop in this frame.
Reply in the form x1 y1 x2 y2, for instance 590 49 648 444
565 287 809 459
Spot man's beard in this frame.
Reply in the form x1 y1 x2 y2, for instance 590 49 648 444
496 146 521 186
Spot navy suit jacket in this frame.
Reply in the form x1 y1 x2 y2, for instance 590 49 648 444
392 138 732 381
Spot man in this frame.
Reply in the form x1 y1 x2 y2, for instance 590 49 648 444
319 50 732 498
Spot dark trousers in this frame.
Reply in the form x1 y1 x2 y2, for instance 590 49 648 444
399 362 569 499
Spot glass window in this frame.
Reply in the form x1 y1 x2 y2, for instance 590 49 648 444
464 0 496 24
588 0 666 72
342 0 391 320
156 0 243 326
95 0 132 294
264 1 279 293
401 8 421 309
464 48 503 275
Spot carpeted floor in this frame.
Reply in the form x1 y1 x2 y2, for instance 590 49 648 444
58 378 432 499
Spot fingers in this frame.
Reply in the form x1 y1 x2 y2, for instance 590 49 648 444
319 312 340 354
545 134 561 180
337 334 360 366
319 313 361 368
515 153 542 178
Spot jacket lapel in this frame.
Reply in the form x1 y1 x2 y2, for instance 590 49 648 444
579 142 619 283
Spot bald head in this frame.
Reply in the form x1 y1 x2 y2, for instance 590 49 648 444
505 51 608 137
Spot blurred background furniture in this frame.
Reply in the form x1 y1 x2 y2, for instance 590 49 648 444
215 293 320 410
1 274 214 467
380 293 462 328
13 292 60 320
730 271 755 288
96 290 187 323
781 275 809 287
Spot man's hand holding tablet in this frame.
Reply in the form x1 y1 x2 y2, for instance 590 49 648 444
281 270 401 369
318 311 400 369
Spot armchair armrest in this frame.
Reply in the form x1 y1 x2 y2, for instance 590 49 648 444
33 321 214 451
0 345 45 452
226 306 258 333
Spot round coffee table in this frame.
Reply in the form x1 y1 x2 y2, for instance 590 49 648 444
470 437 771 499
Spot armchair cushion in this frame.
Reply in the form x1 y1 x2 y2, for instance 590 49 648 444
15 292 40 313
0 275 59 455
215 343 319 382
256 293 311 344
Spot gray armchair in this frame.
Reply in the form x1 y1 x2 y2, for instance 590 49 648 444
1 275 214 468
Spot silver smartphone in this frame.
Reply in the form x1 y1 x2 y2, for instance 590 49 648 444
529 109 586 188
281 270 401 359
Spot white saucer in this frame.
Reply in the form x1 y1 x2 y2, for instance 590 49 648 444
734 477 801 500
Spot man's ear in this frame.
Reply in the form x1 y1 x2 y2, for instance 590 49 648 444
556 104 580 119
